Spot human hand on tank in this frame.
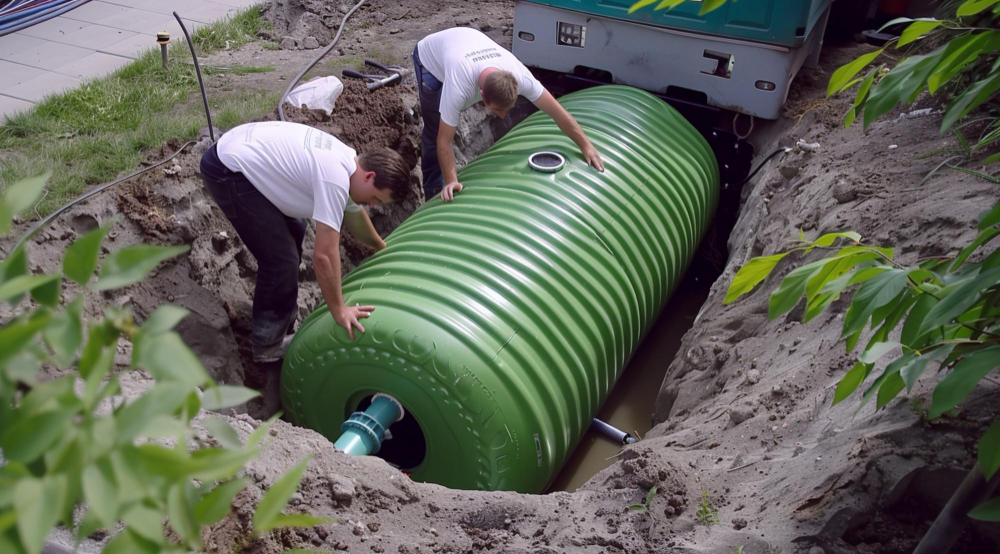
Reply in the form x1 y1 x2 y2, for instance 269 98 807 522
332 302 374 340
582 144 605 173
440 182 463 202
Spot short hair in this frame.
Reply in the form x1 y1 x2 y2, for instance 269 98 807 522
358 148 411 202
482 71 518 111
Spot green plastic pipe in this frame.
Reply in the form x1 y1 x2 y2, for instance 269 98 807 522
332 394 402 456
282 85 719 492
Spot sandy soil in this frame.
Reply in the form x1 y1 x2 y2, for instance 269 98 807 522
5 1 1000 552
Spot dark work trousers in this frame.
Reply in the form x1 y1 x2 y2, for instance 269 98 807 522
412 44 445 199
199 143 306 355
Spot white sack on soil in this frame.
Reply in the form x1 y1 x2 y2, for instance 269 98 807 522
285 76 344 114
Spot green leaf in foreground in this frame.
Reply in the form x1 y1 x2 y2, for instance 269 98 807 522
897 19 943 47
978 419 1000 480
930 345 1000 418
270 513 334 528
0 173 48 235
956 0 1000 17
698 0 726 15
253 457 311 532
969 497 1000 522
92 244 188 291
201 385 261 411
724 252 788 304
834 362 871 405
828 49 884 97
63 223 113 285
14 476 64 554
202 417 242 449
195 479 247 526
139 305 189 336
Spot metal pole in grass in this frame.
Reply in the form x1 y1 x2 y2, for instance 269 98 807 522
156 31 170 70
173 12 215 142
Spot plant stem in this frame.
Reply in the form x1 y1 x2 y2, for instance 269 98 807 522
914 464 1000 554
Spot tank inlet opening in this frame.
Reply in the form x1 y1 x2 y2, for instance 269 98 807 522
343 394 428 470
528 151 565 173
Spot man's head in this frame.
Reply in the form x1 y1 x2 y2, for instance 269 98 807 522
350 149 411 207
480 70 518 119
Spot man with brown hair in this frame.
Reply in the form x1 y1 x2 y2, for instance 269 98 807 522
200 121 411 362
413 27 604 201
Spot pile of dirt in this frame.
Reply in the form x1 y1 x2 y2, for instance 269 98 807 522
645 44 1000 552
281 78 424 234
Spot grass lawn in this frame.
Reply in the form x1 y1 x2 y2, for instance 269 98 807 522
0 6 279 218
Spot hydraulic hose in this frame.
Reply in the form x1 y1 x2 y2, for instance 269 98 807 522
174 11 214 142
736 146 792 190
278 0 367 121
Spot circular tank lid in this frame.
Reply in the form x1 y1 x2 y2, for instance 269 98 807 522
528 151 565 173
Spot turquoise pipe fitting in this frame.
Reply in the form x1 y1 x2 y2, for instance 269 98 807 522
332 394 403 456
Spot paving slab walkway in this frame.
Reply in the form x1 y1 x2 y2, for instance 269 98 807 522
0 0 259 120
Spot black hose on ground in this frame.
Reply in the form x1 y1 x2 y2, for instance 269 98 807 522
736 146 792 190
174 11 215 142
12 141 197 253
277 0 368 121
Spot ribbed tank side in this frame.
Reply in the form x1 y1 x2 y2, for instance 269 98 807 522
282 85 719 493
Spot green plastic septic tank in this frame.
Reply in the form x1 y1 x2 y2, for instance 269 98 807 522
281 85 719 493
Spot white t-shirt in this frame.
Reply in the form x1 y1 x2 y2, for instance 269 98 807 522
217 121 362 232
416 27 545 127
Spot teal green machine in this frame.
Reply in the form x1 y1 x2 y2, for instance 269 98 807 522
512 0 833 119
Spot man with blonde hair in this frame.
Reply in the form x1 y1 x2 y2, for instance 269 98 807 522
412 27 604 201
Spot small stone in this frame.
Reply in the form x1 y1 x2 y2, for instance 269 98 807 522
280 36 297 50
779 164 799 180
303 36 320 49
732 518 748 530
429 528 438 536
504 518 512 526
746 369 761 384
771 385 784 396
833 185 857 204
334 542 348 551
328 473 356 506
367 522 380 533
389 28 402 34
289 492 303 505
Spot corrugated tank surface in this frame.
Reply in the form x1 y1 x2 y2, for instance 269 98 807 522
281 85 719 493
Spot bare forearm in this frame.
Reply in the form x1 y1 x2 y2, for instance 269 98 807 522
553 111 590 150
315 250 344 312
344 211 386 251
438 136 459 184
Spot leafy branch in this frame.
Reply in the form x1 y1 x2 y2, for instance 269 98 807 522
726 201 1000 522
0 176 322 553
